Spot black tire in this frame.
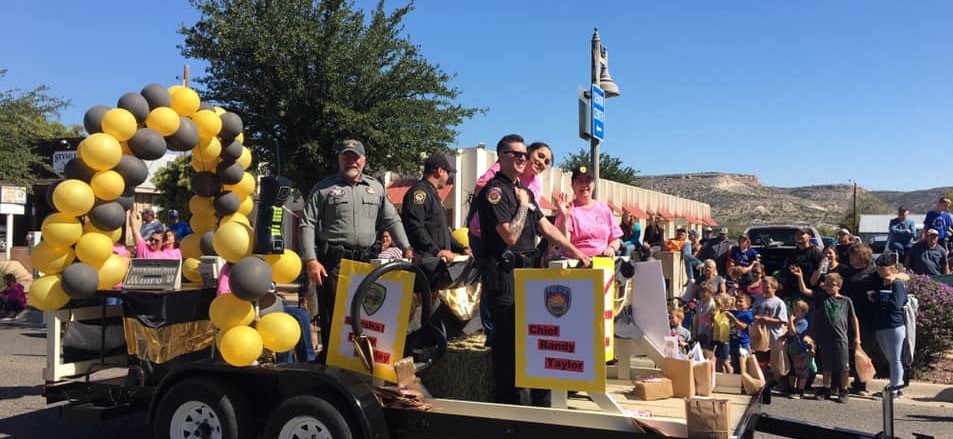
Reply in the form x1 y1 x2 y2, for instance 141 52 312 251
152 378 253 439
263 395 352 439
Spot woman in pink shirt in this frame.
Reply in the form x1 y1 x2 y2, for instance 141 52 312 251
467 141 552 257
128 206 179 259
553 166 623 258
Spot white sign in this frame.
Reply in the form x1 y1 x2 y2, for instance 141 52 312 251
52 151 77 174
630 260 671 351
0 204 25 215
0 186 26 205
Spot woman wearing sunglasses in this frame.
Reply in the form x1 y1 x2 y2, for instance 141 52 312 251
128 204 180 259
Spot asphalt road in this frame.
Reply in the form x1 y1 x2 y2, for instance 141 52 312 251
1 318 950 439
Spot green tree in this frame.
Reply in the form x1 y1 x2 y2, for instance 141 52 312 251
152 155 195 221
179 0 483 191
557 148 640 186
0 70 82 189
837 192 891 232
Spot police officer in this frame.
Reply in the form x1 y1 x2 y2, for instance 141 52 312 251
478 134 591 406
300 139 413 363
401 154 470 261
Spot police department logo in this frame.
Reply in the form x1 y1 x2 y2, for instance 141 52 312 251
544 285 572 318
362 283 386 316
413 190 427 204
366 186 375 194
487 187 503 204
330 188 344 198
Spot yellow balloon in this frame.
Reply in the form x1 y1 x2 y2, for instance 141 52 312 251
52 179 96 216
224 172 256 198
75 232 114 265
192 110 222 139
78 133 122 171
171 87 200 116
182 257 202 283
120 141 134 155
146 107 180 136
213 106 226 116
220 212 250 227
84 222 122 243
41 213 83 248
237 146 252 170
213 221 253 263
210 293 255 330
96 254 129 289
218 325 263 366
194 136 222 162
264 249 303 284
28 275 69 311
31 241 76 274
190 211 217 234
256 312 301 353
236 132 244 144
90 170 126 201
180 234 202 260
168 84 185 96
452 227 470 249
190 154 218 172
237 195 254 216
189 195 215 217
101 108 138 142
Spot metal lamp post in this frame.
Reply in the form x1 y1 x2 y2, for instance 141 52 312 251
588 28 620 199
849 179 858 233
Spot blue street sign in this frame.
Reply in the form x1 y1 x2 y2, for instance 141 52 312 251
591 84 605 141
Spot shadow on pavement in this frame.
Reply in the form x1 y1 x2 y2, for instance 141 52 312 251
906 413 953 423
0 407 148 439
0 385 40 401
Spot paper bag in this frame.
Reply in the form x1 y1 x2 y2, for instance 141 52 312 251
855 346 876 383
750 322 770 352
632 377 674 401
740 355 765 394
685 397 731 439
770 337 790 380
694 360 714 396
662 357 695 398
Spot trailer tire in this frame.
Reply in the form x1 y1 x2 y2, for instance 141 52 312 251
153 378 253 439
263 395 352 439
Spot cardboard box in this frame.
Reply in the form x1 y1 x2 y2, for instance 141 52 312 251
694 360 713 396
632 377 674 401
685 397 731 439
662 357 695 398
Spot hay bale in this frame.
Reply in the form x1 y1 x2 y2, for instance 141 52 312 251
419 333 494 402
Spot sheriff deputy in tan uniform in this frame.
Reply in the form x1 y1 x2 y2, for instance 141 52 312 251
300 139 413 363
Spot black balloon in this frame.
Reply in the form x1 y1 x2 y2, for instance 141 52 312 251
45 180 62 211
220 139 243 161
62 263 99 300
117 92 150 124
218 112 243 142
228 257 273 302
89 202 126 231
214 191 240 216
140 83 171 110
83 105 109 135
116 188 135 211
199 231 216 255
115 155 149 188
166 117 198 152
128 127 168 160
190 172 221 197
63 158 96 182
215 161 244 185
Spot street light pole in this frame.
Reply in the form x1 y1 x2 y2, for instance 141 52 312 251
590 29 601 199
849 179 858 233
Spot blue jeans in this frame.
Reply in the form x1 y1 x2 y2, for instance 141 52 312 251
683 254 702 280
875 325 906 388
276 305 316 363
470 231 494 343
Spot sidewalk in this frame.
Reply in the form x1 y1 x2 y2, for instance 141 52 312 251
857 378 953 409
0 307 44 328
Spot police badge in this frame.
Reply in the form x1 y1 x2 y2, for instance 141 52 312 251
413 190 427 204
362 282 387 316
544 285 572 318
487 187 503 205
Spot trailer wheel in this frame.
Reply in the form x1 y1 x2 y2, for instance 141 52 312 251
263 395 352 439
153 378 253 439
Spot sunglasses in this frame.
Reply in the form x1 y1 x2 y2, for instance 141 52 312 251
148 238 162 243
501 150 528 160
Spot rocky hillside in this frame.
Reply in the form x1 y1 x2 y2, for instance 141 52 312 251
639 172 900 231
870 188 953 214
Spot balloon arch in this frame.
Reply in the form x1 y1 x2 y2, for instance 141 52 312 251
30 84 302 366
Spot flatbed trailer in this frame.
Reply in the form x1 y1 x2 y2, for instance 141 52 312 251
43 260 923 439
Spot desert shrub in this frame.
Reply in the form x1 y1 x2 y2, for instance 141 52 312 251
907 275 953 379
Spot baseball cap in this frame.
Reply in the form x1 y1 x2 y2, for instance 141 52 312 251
424 154 456 173
703 226 713 232
141 208 154 215
717 227 728 235
875 252 899 267
336 139 366 157
571 166 593 181
167 209 179 218
688 229 698 237
926 228 939 235
837 228 850 235
797 226 814 236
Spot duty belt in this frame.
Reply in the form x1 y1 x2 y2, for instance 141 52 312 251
501 250 538 270
317 241 372 263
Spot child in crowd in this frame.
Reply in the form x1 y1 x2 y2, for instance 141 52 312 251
693 282 717 359
743 263 766 309
787 300 815 399
0 274 26 319
814 273 860 403
713 292 734 373
753 277 788 376
669 308 692 352
728 293 754 373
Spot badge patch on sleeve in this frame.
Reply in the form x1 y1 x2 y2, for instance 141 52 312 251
413 190 427 204
487 187 503 204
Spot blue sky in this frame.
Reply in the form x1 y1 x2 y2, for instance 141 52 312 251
3 1 951 191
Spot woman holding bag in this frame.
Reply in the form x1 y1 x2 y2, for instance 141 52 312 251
869 252 908 399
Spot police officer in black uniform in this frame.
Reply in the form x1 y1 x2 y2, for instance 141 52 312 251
300 139 413 363
401 154 470 261
477 134 591 406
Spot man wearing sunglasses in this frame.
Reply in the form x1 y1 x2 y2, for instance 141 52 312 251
477 133 591 407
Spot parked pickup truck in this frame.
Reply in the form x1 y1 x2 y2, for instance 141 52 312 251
743 225 823 275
